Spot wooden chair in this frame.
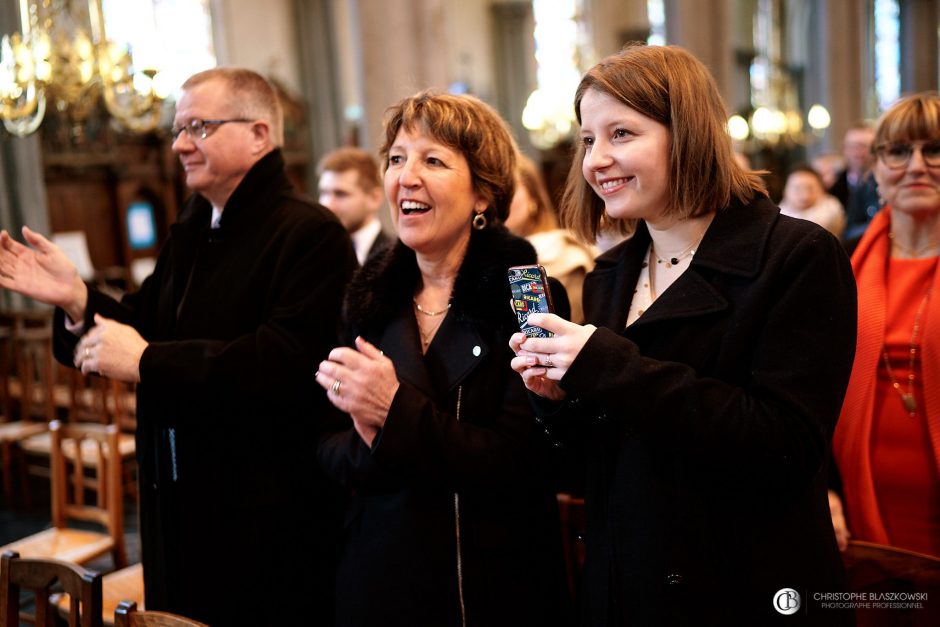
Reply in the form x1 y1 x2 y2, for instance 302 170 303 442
114 601 207 627
56 563 143 627
843 540 940 627
0 313 50 507
65 372 138 499
0 421 127 569
7 311 60 424
0 550 103 627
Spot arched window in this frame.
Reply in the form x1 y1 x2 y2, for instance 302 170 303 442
102 0 216 99
647 0 666 45
872 0 900 112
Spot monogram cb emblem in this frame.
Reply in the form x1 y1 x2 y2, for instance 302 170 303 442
773 588 801 615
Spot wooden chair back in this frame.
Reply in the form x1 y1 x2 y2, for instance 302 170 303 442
0 550 103 627
50 421 127 566
114 601 208 627
69 372 132 428
12 311 57 423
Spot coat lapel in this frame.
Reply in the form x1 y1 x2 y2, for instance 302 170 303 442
628 270 729 327
584 234 647 331
591 197 779 331
376 308 435 397
377 308 488 399
168 206 209 323
424 314 488 394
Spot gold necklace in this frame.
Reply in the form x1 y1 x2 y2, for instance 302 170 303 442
650 242 698 268
417 314 446 348
882 288 931 418
888 231 940 258
649 222 710 269
413 298 451 316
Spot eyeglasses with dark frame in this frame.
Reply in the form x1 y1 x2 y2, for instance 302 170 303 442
874 140 940 169
171 118 254 141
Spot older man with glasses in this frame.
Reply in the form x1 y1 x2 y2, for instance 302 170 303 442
0 67 356 625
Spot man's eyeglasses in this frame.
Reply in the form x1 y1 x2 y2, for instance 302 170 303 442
171 118 253 141
874 140 940 169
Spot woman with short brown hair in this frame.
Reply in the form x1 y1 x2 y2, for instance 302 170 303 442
317 90 570 627
511 44 857 625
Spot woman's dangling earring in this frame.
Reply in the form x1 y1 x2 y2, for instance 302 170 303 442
472 212 488 230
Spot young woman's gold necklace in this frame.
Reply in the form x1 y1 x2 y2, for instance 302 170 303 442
882 288 931 418
650 241 698 268
649 222 710 269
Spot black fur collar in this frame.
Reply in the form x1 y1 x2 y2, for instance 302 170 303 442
344 226 537 332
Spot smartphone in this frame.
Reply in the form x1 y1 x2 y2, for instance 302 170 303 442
508 264 555 338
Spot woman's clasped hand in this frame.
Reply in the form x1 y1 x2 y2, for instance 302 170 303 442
315 336 399 446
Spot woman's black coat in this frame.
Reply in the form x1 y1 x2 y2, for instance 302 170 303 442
318 226 572 627
548 197 858 626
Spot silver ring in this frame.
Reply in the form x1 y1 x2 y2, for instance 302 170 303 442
331 379 342 395
84 347 90 359
544 355 554 368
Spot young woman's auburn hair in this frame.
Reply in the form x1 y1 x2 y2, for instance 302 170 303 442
561 44 767 242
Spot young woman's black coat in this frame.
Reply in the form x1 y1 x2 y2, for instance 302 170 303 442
546 197 858 626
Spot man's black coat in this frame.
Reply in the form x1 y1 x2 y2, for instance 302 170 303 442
55 150 357 625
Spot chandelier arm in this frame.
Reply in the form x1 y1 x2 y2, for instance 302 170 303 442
3 88 45 136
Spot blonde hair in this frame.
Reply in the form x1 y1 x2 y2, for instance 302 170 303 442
515 154 559 235
561 44 767 242
380 90 517 223
873 92 940 148
182 67 284 147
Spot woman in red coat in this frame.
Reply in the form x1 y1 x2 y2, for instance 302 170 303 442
832 92 940 558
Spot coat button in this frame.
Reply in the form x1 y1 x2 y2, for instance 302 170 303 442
472 345 481 357
665 573 684 585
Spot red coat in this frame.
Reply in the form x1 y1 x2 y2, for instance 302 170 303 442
833 207 940 546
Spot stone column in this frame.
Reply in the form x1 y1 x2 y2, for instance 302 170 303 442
803 0 870 155
664 0 737 107
586 0 652 61
900 0 939 94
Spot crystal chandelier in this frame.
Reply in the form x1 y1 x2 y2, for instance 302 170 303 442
0 0 168 137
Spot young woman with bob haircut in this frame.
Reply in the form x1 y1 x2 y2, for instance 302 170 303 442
511 44 857 625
